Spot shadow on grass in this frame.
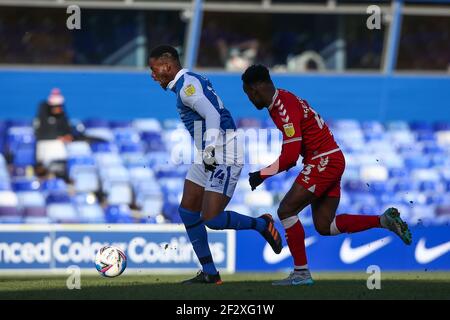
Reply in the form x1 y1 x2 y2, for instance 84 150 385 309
0 279 449 300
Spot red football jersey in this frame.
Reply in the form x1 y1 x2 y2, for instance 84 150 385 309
261 89 340 178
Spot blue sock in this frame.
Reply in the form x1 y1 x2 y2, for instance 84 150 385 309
205 210 267 232
179 207 218 275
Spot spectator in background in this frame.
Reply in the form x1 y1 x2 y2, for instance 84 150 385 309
33 88 72 179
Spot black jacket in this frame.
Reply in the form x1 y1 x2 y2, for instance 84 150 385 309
34 102 72 141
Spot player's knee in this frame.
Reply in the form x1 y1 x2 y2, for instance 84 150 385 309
314 221 331 236
277 206 294 221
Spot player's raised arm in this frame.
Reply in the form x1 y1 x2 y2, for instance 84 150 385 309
261 109 302 178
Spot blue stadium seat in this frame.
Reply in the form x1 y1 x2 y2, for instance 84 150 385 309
139 194 164 219
361 120 384 134
95 153 123 167
162 118 183 130
109 120 132 129
73 171 99 193
416 131 436 142
422 142 444 155
119 143 144 154
90 142 118 154
17 190 47 223
12 144 35 167
121 152 148 168
6 127 35 156
140 131 166 152
45 192 78 222
41 178 68 194
114 128 141 145
404 156 431 169
0 179 11 191
389 168 409 178
394 179 420 192
83 119 110 129
67 156 96 178
66 141 92 157
0 190 22 222
132 118 162 133
420 181 442 193
12 178 40 192
6 119 32 128
84 128 114 141
410 121 434 132
107 183 133 205
343 180 369 193
73 193 105 223
105 205 134 223
433 121 450 132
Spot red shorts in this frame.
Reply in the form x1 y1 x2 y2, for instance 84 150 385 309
295 149 345 198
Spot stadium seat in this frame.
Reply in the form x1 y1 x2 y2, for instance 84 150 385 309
132 118 162 133
73 193 105 223
109 120 132 129
46 193 79 223
114 128 141 145
386 121 410 131
0 179 11 190
0 154 6 168
67 156 96 177
12 178 40 192
83 119 110 129
404 156 431 169
73 171 100 193
139 194 164 218
66 141 92 157
360 165 388 181
105 205 134 223
84 128 114 141
107 183 133 205
140 131 166 152
17 190 47 222
119 143 144 154
95 153 123 168
410 121 434 132
90 142 118 154
41 178 68 194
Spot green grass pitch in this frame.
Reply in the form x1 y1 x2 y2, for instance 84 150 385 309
0 272 449 300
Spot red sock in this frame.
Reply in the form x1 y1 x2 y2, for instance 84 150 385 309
284 218 307 267
334 214 381 234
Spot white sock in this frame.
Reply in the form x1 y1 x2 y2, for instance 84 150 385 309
281 216 299 230
330 217 341 235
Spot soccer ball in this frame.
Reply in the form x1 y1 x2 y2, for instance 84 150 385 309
94 246 127 278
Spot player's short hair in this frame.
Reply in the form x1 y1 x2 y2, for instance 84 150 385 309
149 45 180 62
241 64 272 85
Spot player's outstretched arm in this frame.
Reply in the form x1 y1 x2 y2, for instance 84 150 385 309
248 140 301 190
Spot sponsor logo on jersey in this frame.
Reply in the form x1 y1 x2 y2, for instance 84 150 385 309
184 84 196 96
283 123 295 137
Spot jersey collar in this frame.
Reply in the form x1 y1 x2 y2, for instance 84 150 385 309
167 68 188 91
267 89 279 111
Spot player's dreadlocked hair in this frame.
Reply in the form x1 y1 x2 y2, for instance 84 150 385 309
149 45 180 62
241 64 272 85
